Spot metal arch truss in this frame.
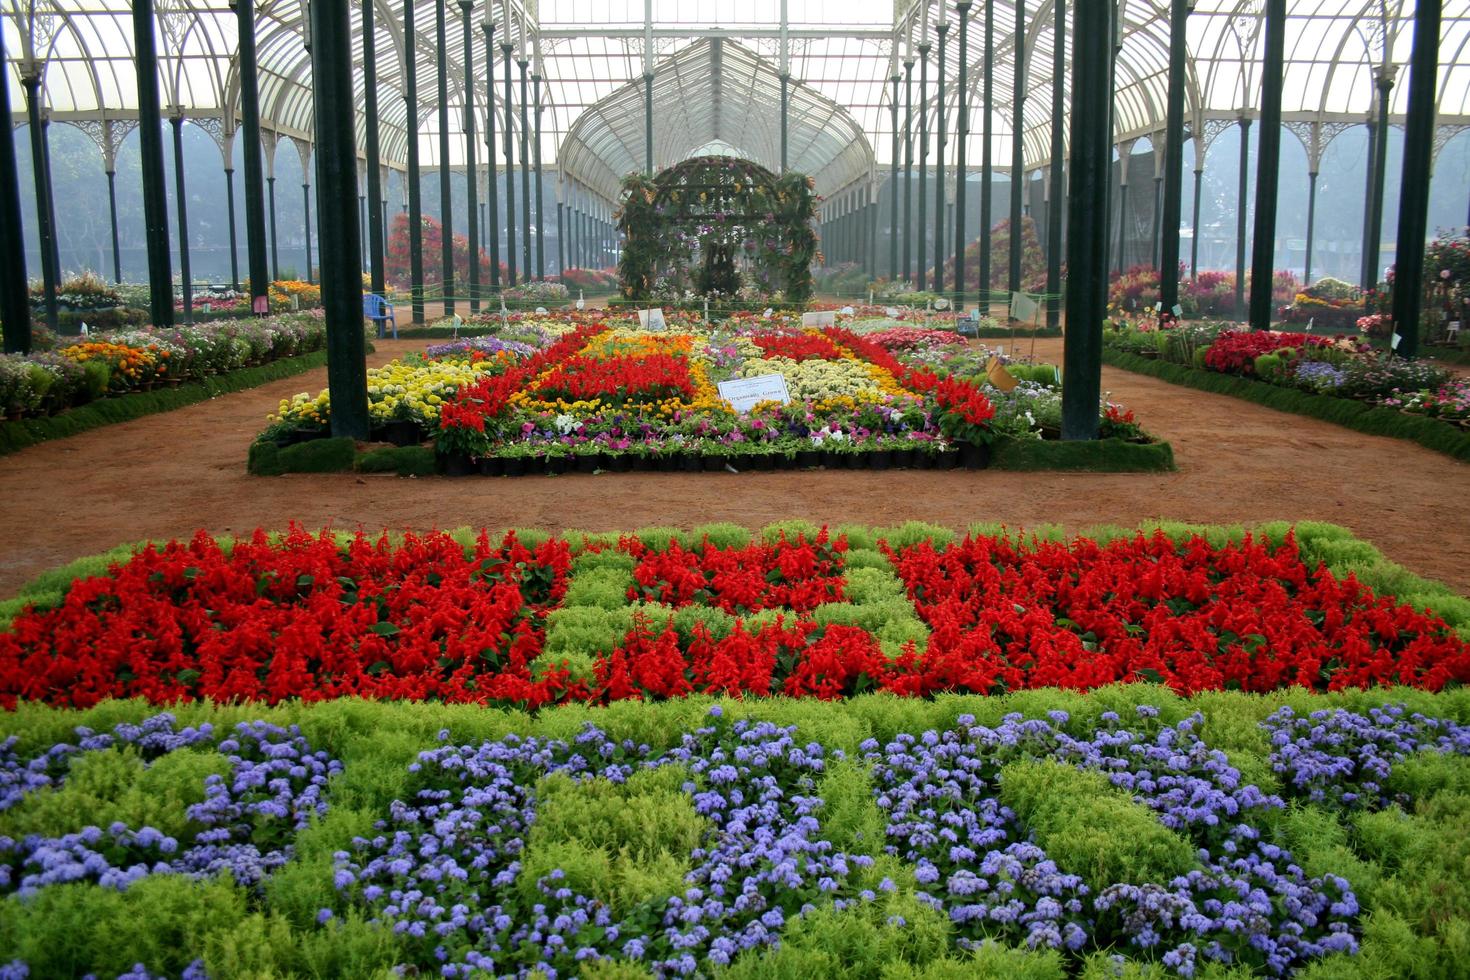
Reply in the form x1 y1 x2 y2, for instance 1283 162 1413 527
4 0 1470 183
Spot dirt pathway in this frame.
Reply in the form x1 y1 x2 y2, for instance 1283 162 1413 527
2 337 1467 596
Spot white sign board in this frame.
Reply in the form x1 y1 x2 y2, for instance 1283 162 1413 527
840 306 855 316
718 374 792 413
637 308 667 331
1171 304 1183 318
801 310 836 327
885 306 900 317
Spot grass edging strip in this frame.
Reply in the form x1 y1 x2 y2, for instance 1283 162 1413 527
0 350 330 457
1103 348 1470 463
989 436 1175 472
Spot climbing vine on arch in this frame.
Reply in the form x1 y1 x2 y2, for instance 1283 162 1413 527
616 155 819 304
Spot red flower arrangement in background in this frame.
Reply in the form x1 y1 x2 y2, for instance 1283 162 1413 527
533 352 696 405
1203 330 1331 375
748 332 844 362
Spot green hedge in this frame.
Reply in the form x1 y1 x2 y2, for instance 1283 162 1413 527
0 351 330 457
1103 349 1470 463
990 436 1175 472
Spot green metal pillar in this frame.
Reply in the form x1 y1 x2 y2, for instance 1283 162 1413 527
364 0 386 296
405 0 425 321
953 1 971 297
1045 0 1064 328
644 71 654 175
268 174 280 280
436 0 454 313
1391 0 1441 360
235 0 270 312
1159 0 1188 311
535 73 545 280
1190 165 1202 276
889 71 900 280
903 56 914 281
1304 169 1318 285
780 72 790 172
917 41 930 292
133 0 174 327
503 37 517 285
1233 118 1250 320
935 20 948 292
1007 0 1024 296
978 0 993 306
483 19 500 292
519 56 531 280
0 23 29 353
1363 67 1395 290
19 76 57 333
309 0 369 438
1248 0 1286 332
225 168 238 290
108 169 121 284
170 114 194 324
302 178 312 283
1060 0 1111 440
461 2 479 309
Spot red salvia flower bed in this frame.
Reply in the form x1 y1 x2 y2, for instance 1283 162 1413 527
2 528 1467 709
748 332 845 362
532 352 696 404
623 529 847 614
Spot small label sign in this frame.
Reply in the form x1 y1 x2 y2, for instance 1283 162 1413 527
637 308 667 331
801 310 836 327
718 373 791 413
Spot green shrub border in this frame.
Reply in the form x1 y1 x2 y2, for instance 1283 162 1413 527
247 437 1175 477
1103 348 1470 463
5 520 1466 641
989 436 1175 472
0 350 330 457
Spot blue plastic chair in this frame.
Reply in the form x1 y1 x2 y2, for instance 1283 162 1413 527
364 292 396 339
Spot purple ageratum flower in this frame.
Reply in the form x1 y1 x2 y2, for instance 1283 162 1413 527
0 715 341 898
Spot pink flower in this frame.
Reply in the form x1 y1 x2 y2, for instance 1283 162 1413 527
1442 269 1453 280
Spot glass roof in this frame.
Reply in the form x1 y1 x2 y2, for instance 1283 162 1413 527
5 0 1468 203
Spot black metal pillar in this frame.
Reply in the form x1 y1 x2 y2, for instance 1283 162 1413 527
917 41 930 292
935 21 948 292
1248 0 1285 332
1007 0 1024 296
503 37 517 285
21 77 58 333
1190 164 1203 276
1391 0 1440 360
519 57 531 280
225 167 239 290
436 0 454 313
40 118 58 296
310 0 369 438
953 1 971 297
1061 0 1110 441
268 174 280 280
236 0 270 311
903 56 914 282
979 0 994 306
1304 169 1319 285
170 114 194 324
460 3 479 309
302 179 313 283
557 199 565 275
780 72 790 172
535 73 545 280
1115 173 1129 274
643 71 654 175
405 0 425 321
364 0 386 297
0 24 29 353
107 170 121 284
484 20 501 292
1159 0 1187 310
1045 0 1064 328
1234 118 1250 319
1363 67 1395 289
890 72 900 280
133 0 173 327
1152 174 1162 268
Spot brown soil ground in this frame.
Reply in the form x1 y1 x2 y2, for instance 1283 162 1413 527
1 337 1467 597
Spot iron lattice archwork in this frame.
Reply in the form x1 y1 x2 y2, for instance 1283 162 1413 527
616 155 819 303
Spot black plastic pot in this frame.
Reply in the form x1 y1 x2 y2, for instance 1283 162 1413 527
934 449 960 470
681 454 702 472
820 450 841 468
442 453 475 477
606 454 631 473
868 450 892 471
546 456 571 475
796 450 821 469
892 448 916 469
502 458 526 477
576 455 599 474
479 456 504 476
384 420 423 447
958 442 990 470
703 454 728 472
845 452 865 469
